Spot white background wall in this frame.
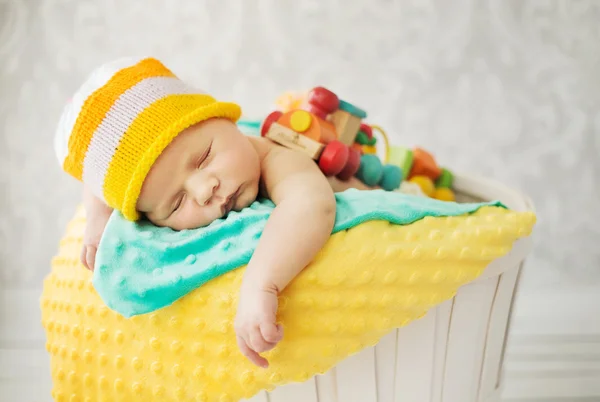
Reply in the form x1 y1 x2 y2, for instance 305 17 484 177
1 0 598 401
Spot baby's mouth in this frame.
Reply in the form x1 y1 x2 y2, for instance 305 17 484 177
221 187 240 216
221 198 233 216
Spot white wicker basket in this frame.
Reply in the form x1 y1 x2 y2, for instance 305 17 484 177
244 173 535 402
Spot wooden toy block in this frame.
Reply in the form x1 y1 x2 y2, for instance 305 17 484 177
279 110 337 144
387 146 414 180
265 122 325 160
435 168 454 189
409 147 442 180
329 109 362 146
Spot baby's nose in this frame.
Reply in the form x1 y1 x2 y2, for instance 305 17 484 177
187 173 220 206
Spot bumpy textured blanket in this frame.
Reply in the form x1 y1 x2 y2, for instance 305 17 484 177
41 189 536 402
93 189 504 317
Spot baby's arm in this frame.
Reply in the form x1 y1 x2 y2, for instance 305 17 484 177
81 185 113 270
234 146 336 367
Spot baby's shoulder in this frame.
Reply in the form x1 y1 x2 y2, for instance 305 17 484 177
249 136 287 164
249 136 315 176
247 135 276 150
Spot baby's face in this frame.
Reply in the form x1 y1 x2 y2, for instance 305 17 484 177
137 118 261 230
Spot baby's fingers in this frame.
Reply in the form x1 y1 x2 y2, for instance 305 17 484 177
85 246 97 271
80 246 89 270
237 335 269 368
249 325 275 354
260 322 283 345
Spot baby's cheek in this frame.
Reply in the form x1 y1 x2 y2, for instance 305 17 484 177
193 206 224 229
227 153 247 172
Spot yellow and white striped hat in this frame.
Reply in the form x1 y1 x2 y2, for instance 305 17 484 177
55 57 242 221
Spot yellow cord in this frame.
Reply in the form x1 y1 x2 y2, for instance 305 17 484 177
370 125 391 163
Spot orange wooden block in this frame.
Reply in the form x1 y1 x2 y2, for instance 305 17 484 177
265 122 325 160
278 110 337 144
408 147 442 180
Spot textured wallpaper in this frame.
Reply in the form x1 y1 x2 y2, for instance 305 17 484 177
0 0 598 292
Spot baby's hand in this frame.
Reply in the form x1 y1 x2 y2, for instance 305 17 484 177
81 208 112 271
234 285 284 368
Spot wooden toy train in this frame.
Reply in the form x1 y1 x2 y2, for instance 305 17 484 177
261 86 456 201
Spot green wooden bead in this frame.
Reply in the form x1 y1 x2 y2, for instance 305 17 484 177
435 168 454 188
355 131 370 145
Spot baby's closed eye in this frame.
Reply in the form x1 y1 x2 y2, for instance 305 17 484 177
196 142 213 169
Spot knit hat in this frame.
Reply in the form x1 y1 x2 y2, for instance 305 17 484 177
54 57 242 221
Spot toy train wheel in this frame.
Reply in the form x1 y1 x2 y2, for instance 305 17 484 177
336 147 361 180
319 141 348 176
260 111 283 136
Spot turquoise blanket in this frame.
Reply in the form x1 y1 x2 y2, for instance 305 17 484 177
94 189 504 317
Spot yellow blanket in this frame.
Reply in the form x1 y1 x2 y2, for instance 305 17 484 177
41 205 535 402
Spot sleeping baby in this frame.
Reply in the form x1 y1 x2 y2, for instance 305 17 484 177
54 57 376 368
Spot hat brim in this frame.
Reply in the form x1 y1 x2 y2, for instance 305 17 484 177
120 101 242 221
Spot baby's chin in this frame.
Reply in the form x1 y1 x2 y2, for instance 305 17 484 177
235 187 258 211
238 191 256 208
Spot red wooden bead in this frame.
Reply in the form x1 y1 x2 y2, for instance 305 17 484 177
359 123 373 139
